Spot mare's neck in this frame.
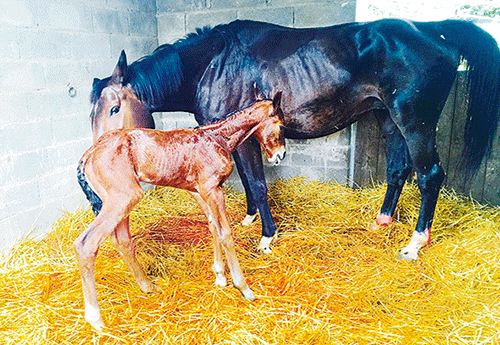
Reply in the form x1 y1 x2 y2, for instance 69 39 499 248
133 30 225 113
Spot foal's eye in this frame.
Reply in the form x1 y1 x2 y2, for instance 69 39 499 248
109 106 120 116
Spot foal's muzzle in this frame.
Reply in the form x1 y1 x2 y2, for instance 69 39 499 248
268 147 286 165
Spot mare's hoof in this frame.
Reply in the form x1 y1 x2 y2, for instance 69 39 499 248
242 213 258 226
370 214 393 230
398 249 418 261
257 236 273 254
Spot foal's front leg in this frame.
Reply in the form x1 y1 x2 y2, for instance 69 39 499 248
202 187 255 301
190 191 227 287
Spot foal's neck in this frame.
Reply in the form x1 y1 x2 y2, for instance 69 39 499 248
202 103 268 153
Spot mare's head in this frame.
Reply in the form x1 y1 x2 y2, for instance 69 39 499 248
253 92 286 165
90 51 153 142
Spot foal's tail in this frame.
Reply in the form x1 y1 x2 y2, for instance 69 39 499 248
432 20 500 176
77 160 102 215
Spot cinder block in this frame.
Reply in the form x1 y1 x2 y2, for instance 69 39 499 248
0 61 46 92
93 8 130 35
293 2 356 28
210 0 267 9
1 120 53 155
37 2 93 32
186 10 237 32
1 179 42 218
0 29 21 60
157 13 186 42
0 0 36 28
157 0 208 13
129 11 158 37
110 36 158 62
238 7 294 27
0 93 30 126
70 32 112 60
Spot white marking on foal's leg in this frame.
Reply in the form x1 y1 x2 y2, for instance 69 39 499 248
212 262 227 287
85 302 105 333
257 235 273 254
241 211 258 226
398 229 431 261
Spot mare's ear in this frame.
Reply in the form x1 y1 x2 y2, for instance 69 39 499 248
110 50 128 85
92 78 101 88
272 91 283 110
253 83 266 101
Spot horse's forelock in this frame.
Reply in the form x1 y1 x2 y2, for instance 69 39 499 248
90 76 111 105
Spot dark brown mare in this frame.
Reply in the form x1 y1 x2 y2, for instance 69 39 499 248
76 93 285 331
89 19 500 260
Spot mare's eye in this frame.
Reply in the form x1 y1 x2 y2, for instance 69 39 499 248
110 106 120 116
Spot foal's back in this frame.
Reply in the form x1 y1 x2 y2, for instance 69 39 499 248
85 127 232 193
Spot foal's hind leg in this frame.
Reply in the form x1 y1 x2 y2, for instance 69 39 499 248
74 190 143 331
372 110 413 229
202 187 255 301
110 216 158 293
190 191 227 287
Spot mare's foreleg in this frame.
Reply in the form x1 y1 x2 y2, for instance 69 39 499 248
110 216 158 293
372 110 413 228
202 187 255 301
190 191 227 287
233 139 276 253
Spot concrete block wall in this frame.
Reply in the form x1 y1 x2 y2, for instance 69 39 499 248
0 0 158 252
155 0 356 190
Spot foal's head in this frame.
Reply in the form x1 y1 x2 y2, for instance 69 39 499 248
253 92 286 165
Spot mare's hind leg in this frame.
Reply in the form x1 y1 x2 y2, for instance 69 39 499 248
233 139 276 254
110 216 158 293
201 187 255 301
372 110 413 229
398 126 445 260
190 191 227 287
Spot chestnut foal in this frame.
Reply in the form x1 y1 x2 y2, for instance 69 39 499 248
75 93 284 331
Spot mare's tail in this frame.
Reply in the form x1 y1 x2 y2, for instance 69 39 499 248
77 160 102 215
431 20 500 176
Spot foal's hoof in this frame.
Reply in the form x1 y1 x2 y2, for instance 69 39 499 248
257 236 273 254
214 275 227 287
240 286 256 301
140 281 160 294
242 212 258 226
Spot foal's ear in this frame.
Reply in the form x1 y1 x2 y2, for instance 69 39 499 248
272 91 283 110
111 50 128 85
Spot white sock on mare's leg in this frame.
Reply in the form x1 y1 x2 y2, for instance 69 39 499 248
257 236 273 254
242 212 259 226
398 229 430 261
